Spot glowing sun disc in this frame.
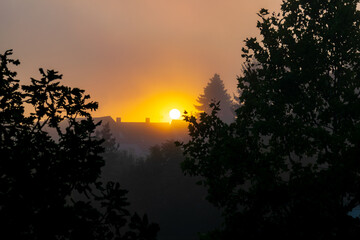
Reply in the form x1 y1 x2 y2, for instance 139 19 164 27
169 109 181 120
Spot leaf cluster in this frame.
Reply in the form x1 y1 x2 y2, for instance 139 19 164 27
0 50 159 240
179 0 360 239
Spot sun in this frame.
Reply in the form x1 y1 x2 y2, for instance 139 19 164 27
169 108 181 120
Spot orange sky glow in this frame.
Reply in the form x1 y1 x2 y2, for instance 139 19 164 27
1 0 282 122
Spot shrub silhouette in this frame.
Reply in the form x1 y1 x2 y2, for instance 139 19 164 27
0 49 159 240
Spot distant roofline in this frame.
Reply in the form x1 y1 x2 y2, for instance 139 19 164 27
92 116 186 125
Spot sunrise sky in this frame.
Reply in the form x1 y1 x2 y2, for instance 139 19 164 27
1 0 282 122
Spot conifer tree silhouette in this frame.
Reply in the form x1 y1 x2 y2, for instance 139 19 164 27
195 74 235 123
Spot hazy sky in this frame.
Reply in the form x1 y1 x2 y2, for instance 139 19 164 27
1 0 282 122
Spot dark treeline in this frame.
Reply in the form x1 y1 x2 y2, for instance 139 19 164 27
97 123 221 240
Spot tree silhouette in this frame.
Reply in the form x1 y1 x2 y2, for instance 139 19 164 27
0 50 159 240
195 74 235 123
104 140 221 240
96 122 119 153
179 0 360 239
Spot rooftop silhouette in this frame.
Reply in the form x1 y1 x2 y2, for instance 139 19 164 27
96 116 189 156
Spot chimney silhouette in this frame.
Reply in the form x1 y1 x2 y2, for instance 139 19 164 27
145 118 150 124
116 117 121 123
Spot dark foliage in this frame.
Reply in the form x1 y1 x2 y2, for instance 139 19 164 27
101 140 221 240
179 0 360 239
0 50 159 240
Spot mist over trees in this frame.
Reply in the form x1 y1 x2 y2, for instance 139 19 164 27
179 0 360 239
99 129 222 240
0 50 158 240
195 74 236 124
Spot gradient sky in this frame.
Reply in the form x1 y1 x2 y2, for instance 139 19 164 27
1 0 282 122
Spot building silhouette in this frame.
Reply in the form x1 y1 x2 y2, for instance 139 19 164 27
43 116 188 156
95 116 189 156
